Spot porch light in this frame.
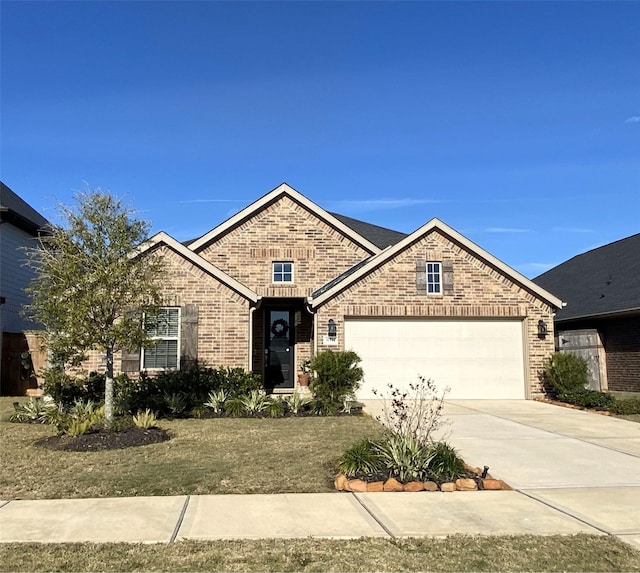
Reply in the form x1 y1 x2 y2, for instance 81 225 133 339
537 320 548 338
327 319 337 340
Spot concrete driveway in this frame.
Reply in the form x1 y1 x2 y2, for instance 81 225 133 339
362 398 640 549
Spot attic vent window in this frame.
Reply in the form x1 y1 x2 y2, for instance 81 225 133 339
273 262 293 283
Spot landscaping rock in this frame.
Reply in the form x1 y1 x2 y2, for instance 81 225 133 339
383 478 404 492
455 478 478 491
403 481 424 492
480 478 502 490
423 481 439 492
440 482 456 492
347 479 368 492
499 480 513 491
367 481 384 492
334 474 348 491
464 463 482 475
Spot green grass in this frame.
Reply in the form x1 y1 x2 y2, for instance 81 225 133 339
0 397 381 499
0 535 639 572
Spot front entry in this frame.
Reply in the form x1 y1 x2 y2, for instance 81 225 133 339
265 308 295 390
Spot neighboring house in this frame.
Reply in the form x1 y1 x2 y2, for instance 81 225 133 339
534 234 640 393
84 183 561 400
0 182 50 395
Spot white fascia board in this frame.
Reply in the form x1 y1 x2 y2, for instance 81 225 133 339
136 232 260 303
187 182 381 255
311 218 564 310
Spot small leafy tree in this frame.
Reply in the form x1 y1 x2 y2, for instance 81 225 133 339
543 352 588 395
24 189 163 426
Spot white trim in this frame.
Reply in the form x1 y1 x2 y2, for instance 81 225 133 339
141 307 181 371
187 183 381 255
311 218 564 309
272 261 294 284
134 232 260 303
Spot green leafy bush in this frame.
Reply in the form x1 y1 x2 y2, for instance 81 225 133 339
336 438 383 478
427 442 467 483
543 352 588 396
610 396 640 415
53 401 105 436
43 369 86 407
282 393 311 416
119 364 261 417
558 388 615 410
374 433 435 483
309 350 363 414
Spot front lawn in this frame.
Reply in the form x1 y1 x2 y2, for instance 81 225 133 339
0 397 381 499
1 535 639 572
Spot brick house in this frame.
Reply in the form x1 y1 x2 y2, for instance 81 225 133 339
534 233 640 393
106 183 562 400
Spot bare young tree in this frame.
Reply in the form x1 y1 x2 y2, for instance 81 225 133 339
24 189 163 425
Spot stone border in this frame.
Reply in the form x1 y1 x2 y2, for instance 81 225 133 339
334 474 512 492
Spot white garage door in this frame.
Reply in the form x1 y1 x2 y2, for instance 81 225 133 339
345 318 526 400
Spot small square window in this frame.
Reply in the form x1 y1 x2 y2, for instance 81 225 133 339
426 262 441 294
273 262 293 283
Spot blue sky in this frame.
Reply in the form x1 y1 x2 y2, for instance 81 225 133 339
2 1 638 278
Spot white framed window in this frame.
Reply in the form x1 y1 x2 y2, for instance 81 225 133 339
273 261 294 283
142 307 180 370
426 262 441 294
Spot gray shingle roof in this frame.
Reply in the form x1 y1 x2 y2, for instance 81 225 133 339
533 233 640 322
329 212 407 249
0 182 50 234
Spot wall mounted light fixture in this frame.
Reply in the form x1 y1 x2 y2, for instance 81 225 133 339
327 319 337 340
537 319 548 339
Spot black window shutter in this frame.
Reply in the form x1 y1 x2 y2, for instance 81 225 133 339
416 260 427 294
442 261 454 295
180 304 199 369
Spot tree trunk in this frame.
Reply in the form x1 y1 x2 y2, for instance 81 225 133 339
105 346 115 427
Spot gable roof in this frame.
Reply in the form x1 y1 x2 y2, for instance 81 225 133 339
1 182 50 235
311 218 563 310
329 212 408 249
533 233 640 322
135 232 260 303
187 183 381 255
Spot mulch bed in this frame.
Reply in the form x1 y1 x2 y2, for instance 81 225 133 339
35 427 171 452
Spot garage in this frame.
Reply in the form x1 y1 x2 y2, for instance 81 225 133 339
344 318 526 400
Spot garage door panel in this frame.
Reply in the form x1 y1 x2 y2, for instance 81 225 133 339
345 319 525 400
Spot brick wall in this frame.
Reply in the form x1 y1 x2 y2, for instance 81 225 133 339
196 196 373 297
315 229 556 396
80 245 251 376
602 316 640 392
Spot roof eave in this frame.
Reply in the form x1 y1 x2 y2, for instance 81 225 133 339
555 306 640 323
135 232 260 303
187 183 381 255
312 218 564 310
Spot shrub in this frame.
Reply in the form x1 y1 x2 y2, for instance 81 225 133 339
309 350 363 413
336 438 383 478
283 393 311 416
223 396 246 417
427 441 467 483
373 376 449 446
9 396 59 424
240 390 269 416
265 397 286 418
133 409 158 429
610 396 640 415
204 389 227 414
374 433 436 483
557 388 615 410
544 352 588 396
118 365 262 417
43 369 86 407
54 401 105 436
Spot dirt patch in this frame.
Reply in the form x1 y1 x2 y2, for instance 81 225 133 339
35 427 170 452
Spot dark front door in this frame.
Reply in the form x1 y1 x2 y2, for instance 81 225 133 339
265 308 294 390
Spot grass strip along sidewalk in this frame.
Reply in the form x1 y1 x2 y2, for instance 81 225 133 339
1 535 639 572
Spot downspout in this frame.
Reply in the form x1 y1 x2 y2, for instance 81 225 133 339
307 297 318 358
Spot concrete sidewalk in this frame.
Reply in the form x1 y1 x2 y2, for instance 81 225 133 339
0 491 604 544
1 400 639 550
